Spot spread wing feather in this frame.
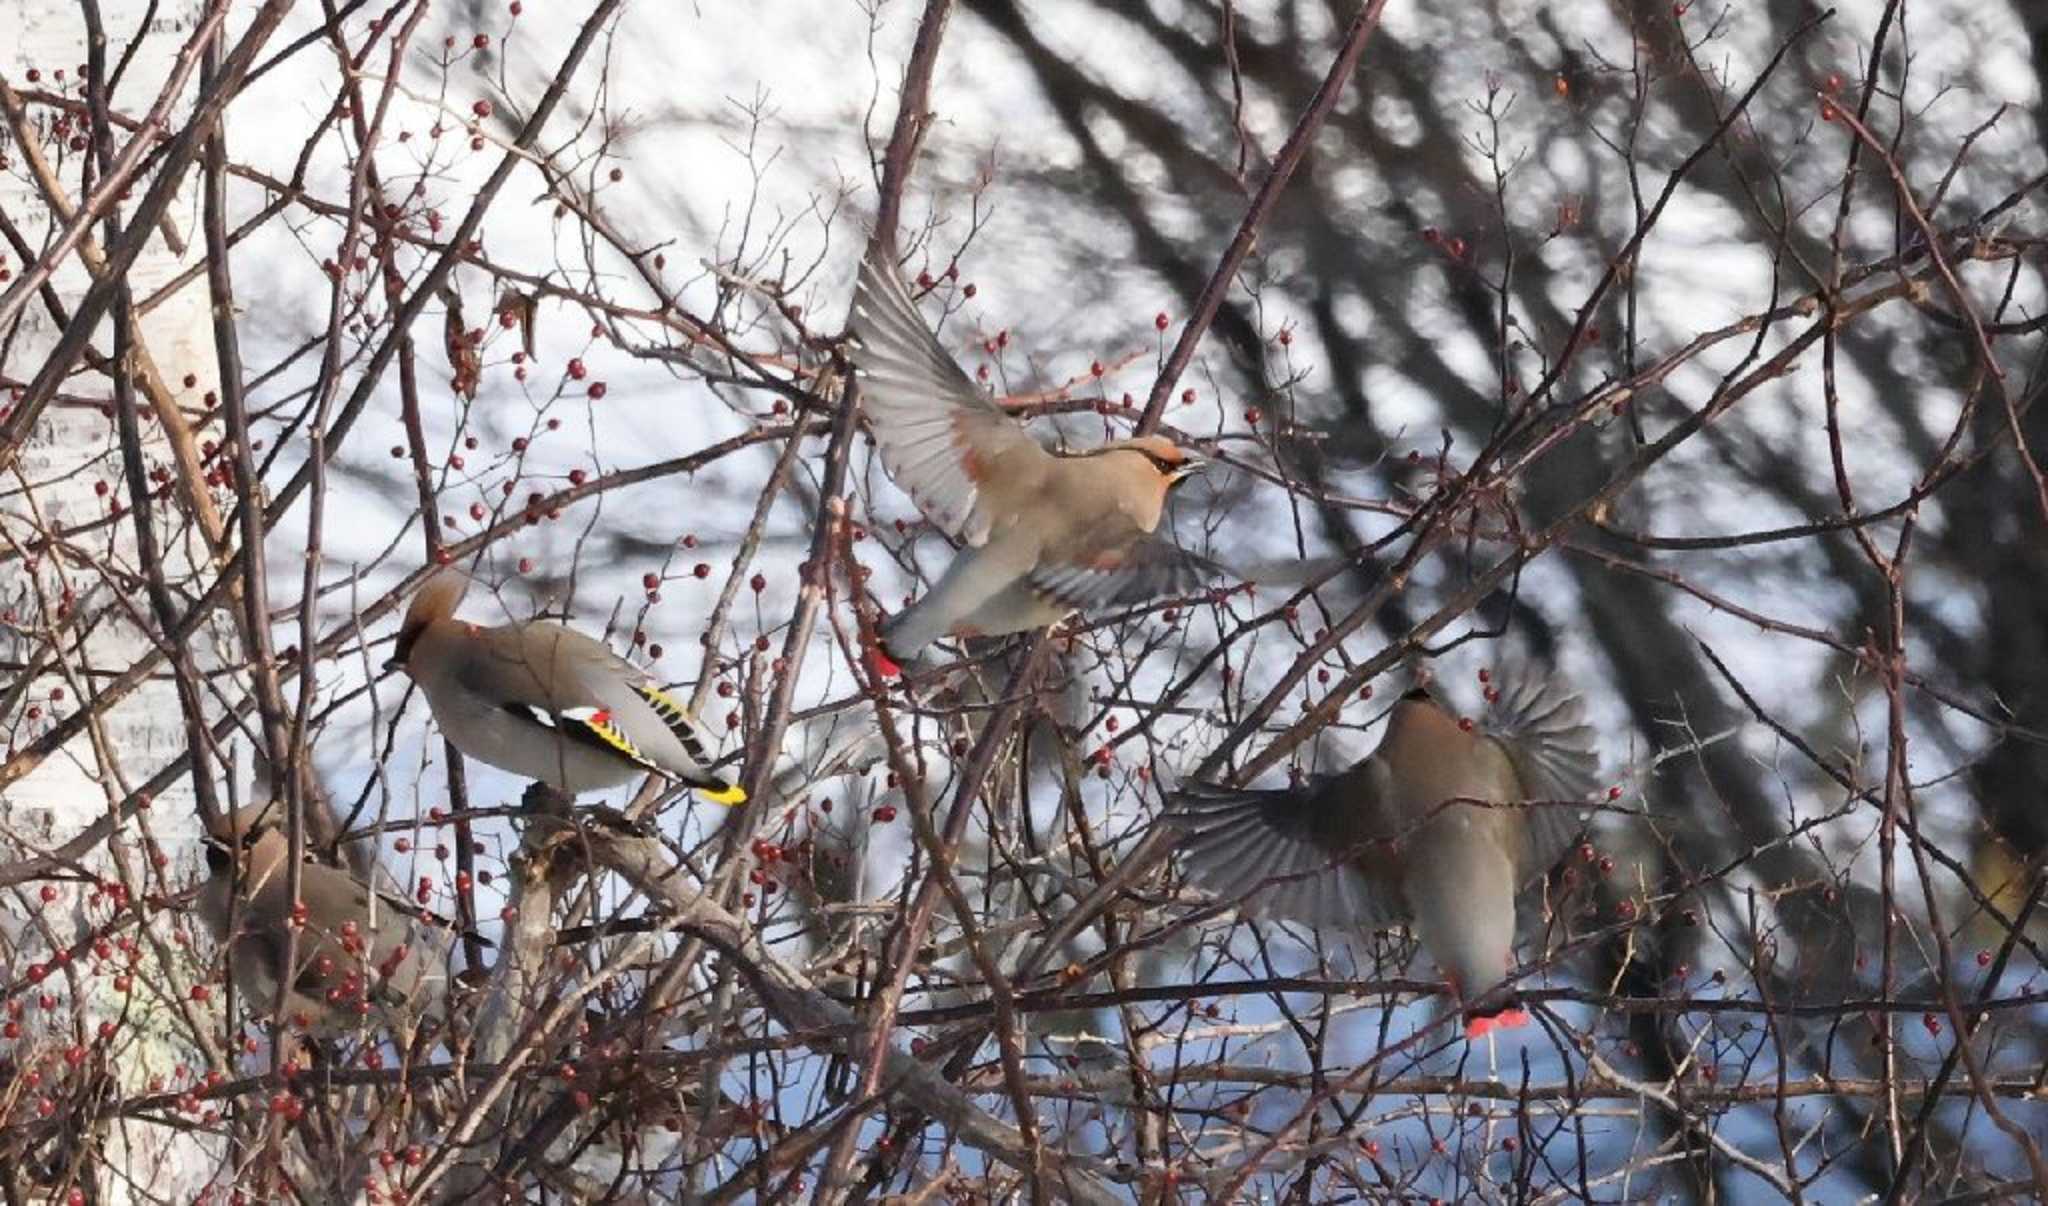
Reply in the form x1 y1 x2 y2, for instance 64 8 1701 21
1484 675 1602 878
1162 779 1404 929
848 250 1050 546
1028 535 1221 612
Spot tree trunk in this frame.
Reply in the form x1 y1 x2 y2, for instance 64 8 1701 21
2 1 222 1196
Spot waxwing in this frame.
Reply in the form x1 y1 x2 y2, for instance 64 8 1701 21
196 802 448 1034
387 570 747 802
1163 676 1601 1038
847 246 1220 676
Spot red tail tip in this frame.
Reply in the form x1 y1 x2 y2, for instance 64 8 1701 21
868 646 902 679
1463 1006 1531 1040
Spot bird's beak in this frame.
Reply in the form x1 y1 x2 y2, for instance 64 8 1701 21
1168 456 1208 484
382 656 406 673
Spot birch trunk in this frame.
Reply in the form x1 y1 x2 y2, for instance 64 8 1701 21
3 1 227 1197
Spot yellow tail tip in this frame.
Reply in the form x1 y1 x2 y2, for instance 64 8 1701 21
699 783 748 806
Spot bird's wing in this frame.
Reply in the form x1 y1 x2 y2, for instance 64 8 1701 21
1484 675 1602 879
848 249 1052 546
1161 773 1404 929
455 623 655 762
455 623 605 708
620 680 747 802
553 633 747 800
1026 532 1221 613
501 700 669 776
237 878 376 1010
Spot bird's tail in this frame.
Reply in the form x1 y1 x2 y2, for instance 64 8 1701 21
1463 1003 1532 1040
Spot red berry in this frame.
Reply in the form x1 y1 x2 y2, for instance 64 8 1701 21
587 382 607 400
1154 312 1170 331
873 806 897 823
566 358 586 380
471 99 492 118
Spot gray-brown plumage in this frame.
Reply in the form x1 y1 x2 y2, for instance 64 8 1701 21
1163 677 1601 1038
196 803 444 1034
848 246 1220 675
386 569 746 802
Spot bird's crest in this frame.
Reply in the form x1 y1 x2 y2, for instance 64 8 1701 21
205 799 285 848
405 568 472 630
1093 434 1206 482
393 568 473 666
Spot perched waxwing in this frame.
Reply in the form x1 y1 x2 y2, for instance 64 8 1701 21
847 246 1220 676
386 569 747 802
196 802 446 1034
1163 676 1601 1038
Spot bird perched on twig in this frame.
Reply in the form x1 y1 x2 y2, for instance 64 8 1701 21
847 246 1221 677
440 286 481 402
1162 675 1602 1039
196 801 451 1035
387 568 747 802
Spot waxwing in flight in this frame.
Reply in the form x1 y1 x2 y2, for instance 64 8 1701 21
386 569 747 802
847 245 1220 676
196 802 447 1034
1163 676 1601 1038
